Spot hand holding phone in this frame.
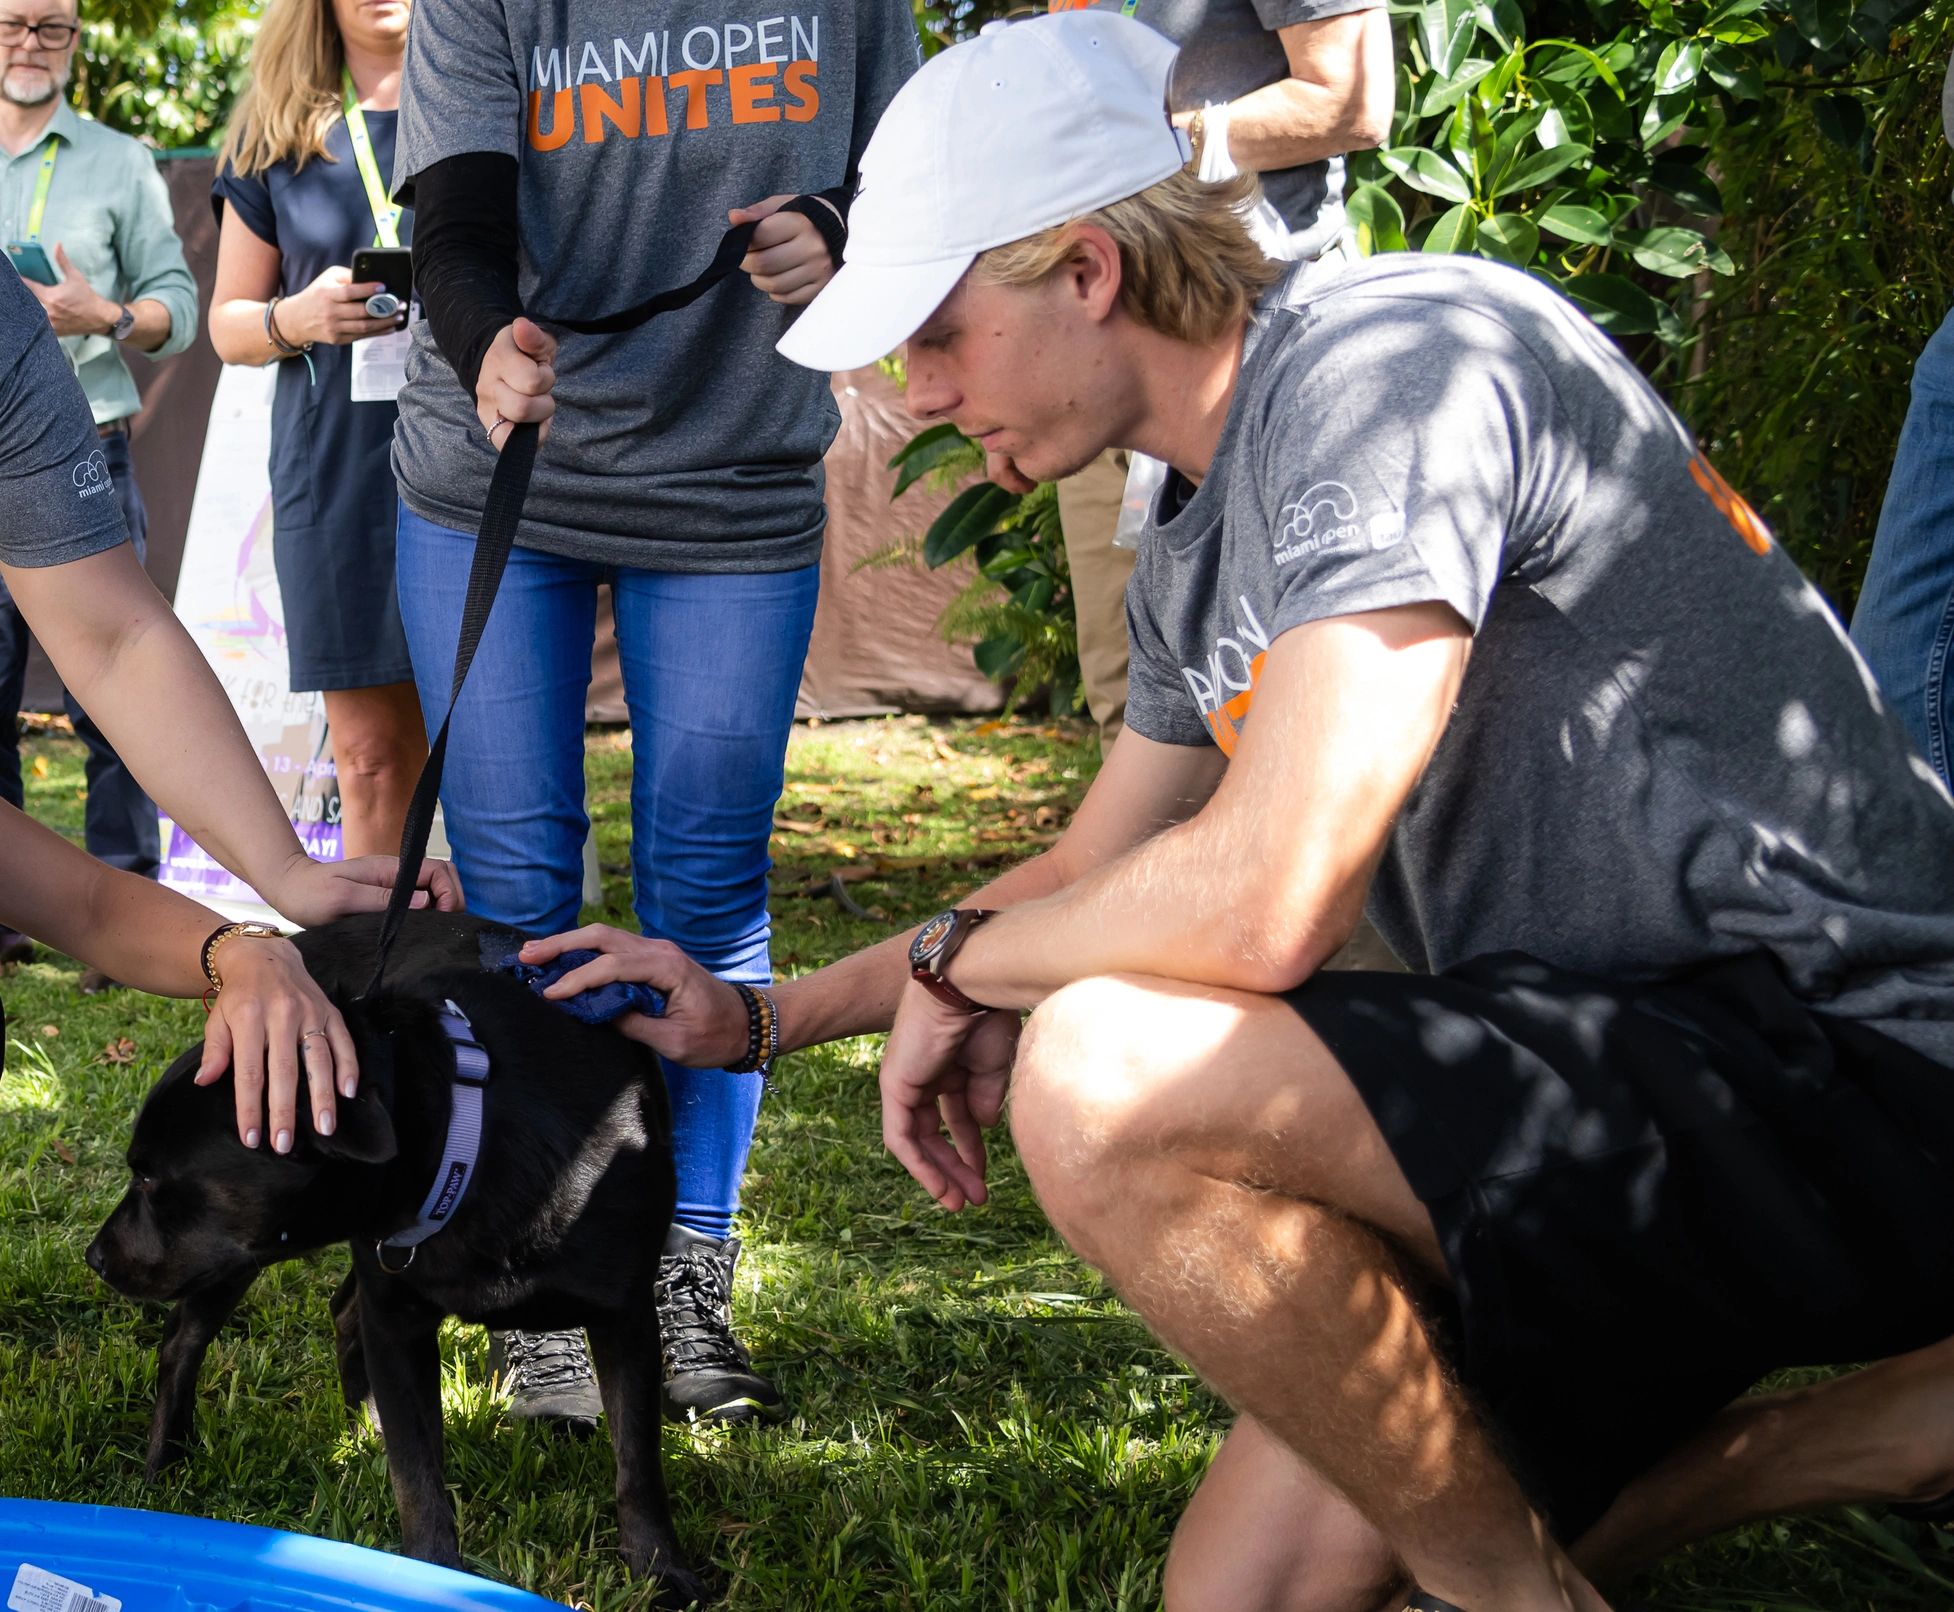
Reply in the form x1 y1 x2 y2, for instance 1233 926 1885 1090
5 241 61 286
279 264 407 347
350 248 412 325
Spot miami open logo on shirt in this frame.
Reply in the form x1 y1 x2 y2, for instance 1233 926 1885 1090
72 448 112 501
527 14 824 149
1275 480 1404 566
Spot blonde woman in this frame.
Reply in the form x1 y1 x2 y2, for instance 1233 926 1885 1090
207 0 425 859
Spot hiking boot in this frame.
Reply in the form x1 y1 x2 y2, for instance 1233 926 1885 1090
486 1328 603 1433
655 1223 784 1425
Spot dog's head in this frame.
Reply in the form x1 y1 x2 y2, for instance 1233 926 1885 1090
86 1038 401 1302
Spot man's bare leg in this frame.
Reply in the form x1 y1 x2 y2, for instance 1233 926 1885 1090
1164 1414 1406 1612
1009 974 1611 1612
1573 1333 1954 1580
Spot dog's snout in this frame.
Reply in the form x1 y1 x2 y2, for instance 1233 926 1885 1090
84 1236 106 1275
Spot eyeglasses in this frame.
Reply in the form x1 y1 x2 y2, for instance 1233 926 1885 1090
0 19 79 47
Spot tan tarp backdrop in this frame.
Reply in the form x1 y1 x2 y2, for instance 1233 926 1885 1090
25 154 1001 724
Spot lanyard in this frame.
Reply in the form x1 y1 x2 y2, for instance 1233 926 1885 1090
341 68 401 248
24 137 56 241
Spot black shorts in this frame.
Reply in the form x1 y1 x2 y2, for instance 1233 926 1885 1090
1287 951 1954 1540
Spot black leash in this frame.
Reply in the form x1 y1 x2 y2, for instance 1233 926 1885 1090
362 195 845 998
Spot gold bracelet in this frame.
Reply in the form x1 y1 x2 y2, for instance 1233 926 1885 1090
201 921 283 990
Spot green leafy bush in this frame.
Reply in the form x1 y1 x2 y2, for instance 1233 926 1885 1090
885 424 1082 716
1677 6 1954 603
75 0 258 149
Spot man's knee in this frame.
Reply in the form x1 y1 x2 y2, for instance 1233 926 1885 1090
1162 1421 1404 1612
1016 969 1195 1242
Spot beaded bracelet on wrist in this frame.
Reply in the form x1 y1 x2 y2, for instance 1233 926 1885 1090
725 982 780 1083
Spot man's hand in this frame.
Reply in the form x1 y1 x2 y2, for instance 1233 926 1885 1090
518 924 754 1067
278 265 403 346
880 983 1019 1211
731 194 840 306
479 316 557 451
192 935 359 1152
27 244 119 338
262 853 465 928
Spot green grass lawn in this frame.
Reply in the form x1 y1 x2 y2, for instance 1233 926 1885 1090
1 716 1950 1610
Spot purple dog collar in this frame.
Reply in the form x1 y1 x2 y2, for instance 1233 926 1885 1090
377 999 488 1273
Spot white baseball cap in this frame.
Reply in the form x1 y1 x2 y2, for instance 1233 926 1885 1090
776 12 1189 373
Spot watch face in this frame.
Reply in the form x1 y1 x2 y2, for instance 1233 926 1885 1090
911 910 957 968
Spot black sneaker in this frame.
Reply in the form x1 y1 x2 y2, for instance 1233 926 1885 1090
0 928 34 965
655 1223 784 1425
486 1328 603 1433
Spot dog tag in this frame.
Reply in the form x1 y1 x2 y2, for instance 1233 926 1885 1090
7 1564 121 1612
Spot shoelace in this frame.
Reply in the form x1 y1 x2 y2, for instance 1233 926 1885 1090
501 1328 595 1392
655 1246 754 1376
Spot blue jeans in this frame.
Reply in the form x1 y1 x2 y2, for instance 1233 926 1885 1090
0 427 160 877
395 503 820 1240
1853 308 1954 789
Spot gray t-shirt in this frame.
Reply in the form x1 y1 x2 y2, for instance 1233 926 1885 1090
1126 255 1954 1063
0 264 129 567
392 0 918 568
1067 0 1380 258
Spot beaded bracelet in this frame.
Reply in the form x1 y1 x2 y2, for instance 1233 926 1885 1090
725 982 780 1079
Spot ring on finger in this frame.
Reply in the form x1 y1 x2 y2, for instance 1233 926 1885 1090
300 1027 330 1044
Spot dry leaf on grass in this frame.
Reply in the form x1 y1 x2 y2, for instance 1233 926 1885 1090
38 1024 58 1038
52 1139 75 1165
99 1037 137 1065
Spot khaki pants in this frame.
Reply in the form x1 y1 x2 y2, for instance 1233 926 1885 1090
1056 447 1140 749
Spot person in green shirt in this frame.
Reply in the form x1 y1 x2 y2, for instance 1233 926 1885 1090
0 0 199 986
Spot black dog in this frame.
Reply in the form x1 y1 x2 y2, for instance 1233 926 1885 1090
86 910 707 1607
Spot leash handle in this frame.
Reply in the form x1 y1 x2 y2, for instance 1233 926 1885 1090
362 193 845 996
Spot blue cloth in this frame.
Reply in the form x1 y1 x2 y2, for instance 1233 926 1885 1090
478 931 666 1023
0 428 158 875
212 116 415 692
1854 306 1954 790
395 502 819 1241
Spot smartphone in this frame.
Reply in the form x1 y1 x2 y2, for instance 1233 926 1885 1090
351 247 412 319
5 241 61 286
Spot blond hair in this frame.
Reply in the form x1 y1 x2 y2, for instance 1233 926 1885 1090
974 168 1284 344
216 0 346 176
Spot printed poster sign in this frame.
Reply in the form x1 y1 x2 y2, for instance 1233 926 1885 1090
160 365 340 924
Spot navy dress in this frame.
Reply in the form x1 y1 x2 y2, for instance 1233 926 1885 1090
213 114 413 693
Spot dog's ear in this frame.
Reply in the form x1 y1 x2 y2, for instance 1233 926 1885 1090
311 1088 398 1164
308 1028 398 1164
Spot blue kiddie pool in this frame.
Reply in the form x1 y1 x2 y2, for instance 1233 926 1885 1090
0 1502 566 1612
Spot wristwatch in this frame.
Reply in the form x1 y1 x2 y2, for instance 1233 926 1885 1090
908 907 997 1014
200 920 284 990
108 302 135 342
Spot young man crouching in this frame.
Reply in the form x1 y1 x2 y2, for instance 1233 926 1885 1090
523 16 1954 1609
